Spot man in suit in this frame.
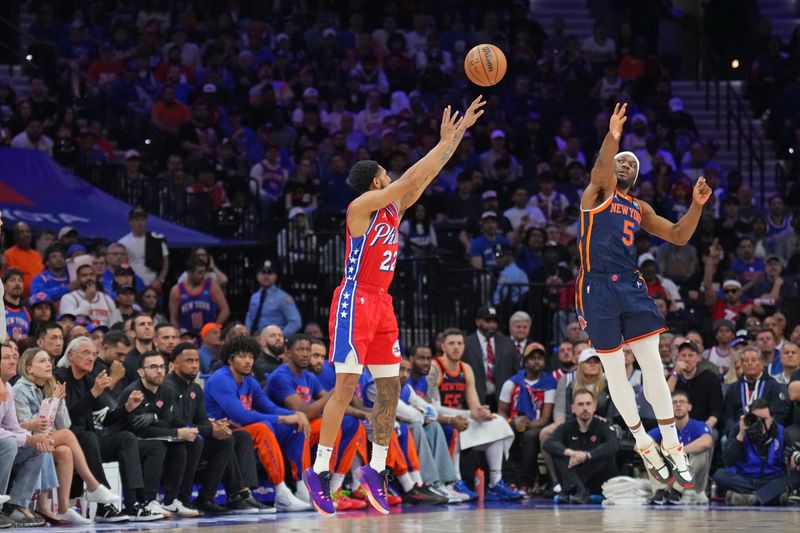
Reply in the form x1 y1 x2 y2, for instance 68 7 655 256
462 306 516 411
508 311 533 370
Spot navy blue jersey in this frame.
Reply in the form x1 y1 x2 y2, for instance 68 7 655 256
4 303 31 339
578 190 642 274
178 278 218 334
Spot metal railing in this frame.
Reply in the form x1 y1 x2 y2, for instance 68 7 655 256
698 35 767 203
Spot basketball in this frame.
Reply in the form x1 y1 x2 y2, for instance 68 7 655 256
464 44 507 87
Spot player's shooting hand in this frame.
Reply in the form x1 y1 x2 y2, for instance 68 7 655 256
459 94 486 130
609 103 628 140
693 176 712 205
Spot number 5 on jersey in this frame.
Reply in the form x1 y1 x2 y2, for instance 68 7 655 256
379 250 398 272
622 220 635 247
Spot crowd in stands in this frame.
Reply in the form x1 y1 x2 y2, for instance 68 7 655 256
0 0 800 526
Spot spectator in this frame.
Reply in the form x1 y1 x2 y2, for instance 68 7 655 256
723 346 789 430
552 341 577 382
470 212 511 271
10 118 53 154
528 173 569 222
203 336 312 512
103 245 146 295
638 253 683 310
118 350 201 517
731 237 766 287
34 322 64 364
54 337 155 521
277 208 317 265
245 260 301 336
29 244 70 304
117 207 170 290
647 390 713 505
168 255 229 336
254 325 286 384
249 144 290 213
504 187 546 233
399 203 438 256
93 330 130 399
28 293 55 333
774 341 799 385
122 313 156 388
704 244 760 321
715 399 800 506
199 323 223 374
480 130 521 181
3 223 42 294
13 347 119 523
755 327 782 377
153 324 179 361
668 341 724 432
3 270 30 340
138 286 169 326
543 388 619 504
493 245 529 305
462 306 517 407
150 86 192 137
0 374 47 528
59 259 120 327
163 342 269 515
507 311 534 365
187 166 230 213
498 346 557 495
705 320 737 374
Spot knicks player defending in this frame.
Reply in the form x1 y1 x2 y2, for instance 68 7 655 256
303 96 486 516
578 103 711 489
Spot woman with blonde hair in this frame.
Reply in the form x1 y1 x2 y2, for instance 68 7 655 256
722 345 745 394
13 348 118 523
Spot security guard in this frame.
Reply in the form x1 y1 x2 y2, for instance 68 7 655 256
245 260 302 335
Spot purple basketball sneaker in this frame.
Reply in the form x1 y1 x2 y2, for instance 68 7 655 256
354 466 391 515
302 468 335 517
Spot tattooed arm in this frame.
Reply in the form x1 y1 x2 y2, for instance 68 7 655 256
370 376 401 446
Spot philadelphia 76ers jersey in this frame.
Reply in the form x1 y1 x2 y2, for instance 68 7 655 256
578 190 641 274
342 201 401 290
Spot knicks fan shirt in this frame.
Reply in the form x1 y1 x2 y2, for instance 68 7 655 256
4 301 30 340
266 365 324 407
579 190 642 273
341 202 400 290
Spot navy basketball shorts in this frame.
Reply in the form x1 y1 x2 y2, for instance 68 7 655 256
576 271 667 353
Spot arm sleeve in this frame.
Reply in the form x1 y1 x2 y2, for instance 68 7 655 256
205 378 282 426
395 400 424 424
543 422 569 457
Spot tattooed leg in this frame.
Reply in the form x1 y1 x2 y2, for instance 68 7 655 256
371 377 401 446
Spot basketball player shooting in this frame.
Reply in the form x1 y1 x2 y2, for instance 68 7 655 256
303 95 486 516
577 103 711 489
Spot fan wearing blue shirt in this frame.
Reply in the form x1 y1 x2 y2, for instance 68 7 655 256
647 390 714 504
470 212 511 271
268 335 367 510
204 336 311 512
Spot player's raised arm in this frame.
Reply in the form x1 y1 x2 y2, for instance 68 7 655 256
348 95 485 219
640 177 712 245
588 103 628 195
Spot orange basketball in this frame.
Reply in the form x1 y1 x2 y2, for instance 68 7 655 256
464 44 507 87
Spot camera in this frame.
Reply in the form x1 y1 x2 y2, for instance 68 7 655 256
743 412 764 434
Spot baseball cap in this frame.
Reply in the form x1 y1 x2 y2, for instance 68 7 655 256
116 284 136 294
380 128 395 138
58 226 78 240
722 279 742 290
490 129 506 140
74 254 93 272
114 263 135 276
303 87 319 98
322 28 336 38
765 254 783 265
578 348 600 364
74 315 92 327
524 345 546 359
476 306 499 320
637 253 656 267
481 190 498 200
29 292 53 306
202 83 217 94
124 149 140 160
87 324 109 334
66 243 86 257
669 97 684 112
288 207 306 220
128 207 147 219
260 260 277 274
200 323 222 338
56 312 76 322
677 340 700 353
480 211 498 221
275 32 290 42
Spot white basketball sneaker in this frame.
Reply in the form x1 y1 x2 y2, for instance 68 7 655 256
638 440 671 484
661 443 694 489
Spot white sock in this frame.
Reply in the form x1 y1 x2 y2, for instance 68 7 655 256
397 473 415 492
313 446 333 474
275 482 291 498
330 473 345 492
484 440 504 487
294 479 309 502
598 348 643 427
370 444 388 472
629 335 674 420
452 446 462 481
630 423 655 450
410 471 423 486
659 421 680 449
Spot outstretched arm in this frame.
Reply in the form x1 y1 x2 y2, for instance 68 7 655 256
640 177 712 245
349 96 486 219
583 103 627 206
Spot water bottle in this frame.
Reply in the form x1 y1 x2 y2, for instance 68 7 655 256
474 468 485 502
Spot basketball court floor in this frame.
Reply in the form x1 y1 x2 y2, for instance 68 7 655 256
35 499 800 532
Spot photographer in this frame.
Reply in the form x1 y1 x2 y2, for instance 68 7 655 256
714 399 800 506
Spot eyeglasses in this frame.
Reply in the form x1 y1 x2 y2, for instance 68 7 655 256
144 364 166 371
672 399 688 405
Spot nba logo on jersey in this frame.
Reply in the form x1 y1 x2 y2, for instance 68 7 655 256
392 340 401 358
578 315 588 330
